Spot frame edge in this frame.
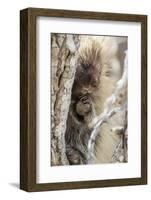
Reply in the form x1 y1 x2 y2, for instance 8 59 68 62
20 8 29 191
20 8 37 192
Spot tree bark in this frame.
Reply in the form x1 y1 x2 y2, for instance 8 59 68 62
51 34 80 166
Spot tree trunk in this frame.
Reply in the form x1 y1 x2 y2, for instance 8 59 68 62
51 34 80 166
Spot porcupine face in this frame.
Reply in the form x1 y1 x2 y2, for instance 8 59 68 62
73 44 101 97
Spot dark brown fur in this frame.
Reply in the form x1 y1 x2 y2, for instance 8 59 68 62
65 95 93 165
65 43 101 165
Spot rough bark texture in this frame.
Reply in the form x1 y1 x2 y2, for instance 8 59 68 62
51 34 80 166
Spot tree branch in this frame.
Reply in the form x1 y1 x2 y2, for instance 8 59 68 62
87 50 128 163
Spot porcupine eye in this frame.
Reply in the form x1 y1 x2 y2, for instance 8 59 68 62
82 62 100 89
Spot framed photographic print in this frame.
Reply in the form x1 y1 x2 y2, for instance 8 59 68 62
20 8 147 191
